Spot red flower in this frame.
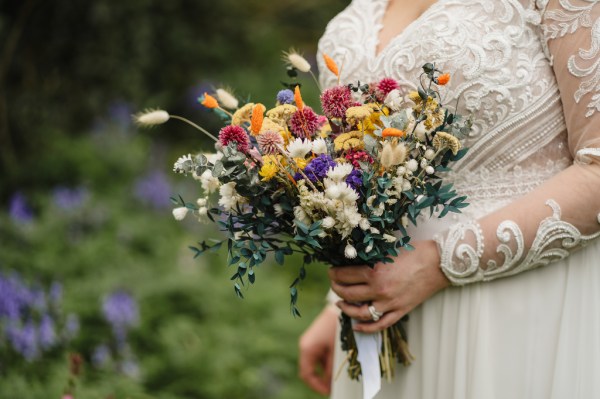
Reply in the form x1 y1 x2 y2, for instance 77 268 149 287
320 86 357 119
218 125 251 154
289 106 320 138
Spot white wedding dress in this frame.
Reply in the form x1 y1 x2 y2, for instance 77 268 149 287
317 0 600 398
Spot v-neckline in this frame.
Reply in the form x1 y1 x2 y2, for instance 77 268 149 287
374 0 443 59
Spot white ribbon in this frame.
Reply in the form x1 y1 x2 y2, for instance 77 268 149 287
352 319 382 399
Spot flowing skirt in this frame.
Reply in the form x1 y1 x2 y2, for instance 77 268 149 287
330 217 600 399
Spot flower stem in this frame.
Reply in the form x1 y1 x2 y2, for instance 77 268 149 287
309 71 322 92
170 115 218 142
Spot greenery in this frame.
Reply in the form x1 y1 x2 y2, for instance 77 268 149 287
0 1 347 397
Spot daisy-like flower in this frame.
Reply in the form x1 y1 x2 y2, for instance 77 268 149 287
311 138 328 155
215 88 239 109
286 138 313 158
325 182 359 205
218 125 251 154
321 86 357 119
198 169 220 194
289 106 320 138
173 154 194 174
283 49 311 73
326 163 354 183
134 109 170 127
218 182 246 211
257 130 284 155
259 156 280 182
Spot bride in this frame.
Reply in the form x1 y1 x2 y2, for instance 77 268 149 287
299 0 600 398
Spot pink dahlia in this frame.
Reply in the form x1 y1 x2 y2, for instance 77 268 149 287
320 86 357 119
289 106 320 138
257 130 284 154
218 125 251 154
377 78 400 97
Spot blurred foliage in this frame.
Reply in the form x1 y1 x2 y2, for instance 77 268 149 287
0 0 347 397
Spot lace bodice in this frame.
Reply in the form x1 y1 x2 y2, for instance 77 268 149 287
318 0 600 284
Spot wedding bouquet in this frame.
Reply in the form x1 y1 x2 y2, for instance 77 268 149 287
135 51 470 384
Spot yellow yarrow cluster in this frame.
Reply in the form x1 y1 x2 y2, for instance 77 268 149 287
432 132 462 155
357 103 385 135
345 105 373 126
232 103 255 126
334 131 364 152
259 155 281 181
266 104 297 126
409 92 445 131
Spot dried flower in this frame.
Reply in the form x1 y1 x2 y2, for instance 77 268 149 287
311 138 328 155
345 149 373 168
294 86 304 110
382 127 406 138
283 49 311 73
436 73 451 85
377 78 400 97
173 154 194 174
406 159 419 172
266 104 297 126
321 86 357 119
380 140 407 169
334 131 364 152
232 103 255 126
286 138 313 158
276 89 295 105
133 109 170 127
432 132 461 155
289 106 320 138
250 103 266 136
201 93 219 109
218 125 251 154
322 53 339 77
344 243 357 259
172 207 189 221
259 156 280 182
257 130 284 155
346 105 373 126
297 154 336 182
215 88 239 109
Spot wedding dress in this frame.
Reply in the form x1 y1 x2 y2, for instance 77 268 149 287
317 0 600 398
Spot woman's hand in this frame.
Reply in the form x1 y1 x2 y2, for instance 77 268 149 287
329 239 449 333
298 304 339 396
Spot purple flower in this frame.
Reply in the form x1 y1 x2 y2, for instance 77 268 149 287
7 320 39 361
92 344 111 367
295 154 336 182
8 193 34 223
39 314 56 349
346 169 363 192
102 291 139 344
49 281 63 306
276 89 294 105
64 313 80 340
133 170 172 209
52 186 88 210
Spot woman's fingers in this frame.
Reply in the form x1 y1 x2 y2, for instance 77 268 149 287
352 311 402 333
330 281 372 303
328 265 371 284
336 301 388 322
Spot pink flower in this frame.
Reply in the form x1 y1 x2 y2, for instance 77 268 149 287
377 78 400 97
218 125 251 154
289 107 320 138
320 86 357 119
257 130 284 155
345 149 374 168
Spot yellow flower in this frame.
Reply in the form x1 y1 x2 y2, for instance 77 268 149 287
345 105 373 126
410 94 445 131
334 131 364 152
259 155 281 181
266 104 297 126
232 103 255 126
357 103 384 135
293 157 308 170
432 132 461 155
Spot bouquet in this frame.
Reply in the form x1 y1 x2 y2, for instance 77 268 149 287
135 51 470 387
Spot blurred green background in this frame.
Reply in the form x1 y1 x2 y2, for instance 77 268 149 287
0 0 347 397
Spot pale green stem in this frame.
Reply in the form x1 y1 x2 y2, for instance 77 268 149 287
170 115 218 142
309 71 322 92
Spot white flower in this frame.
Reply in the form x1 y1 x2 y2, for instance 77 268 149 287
424 149 436 160
420 158 429 168
172 207 189 221
359 218 370 231
197 198 207 207
383 234 396 243
426 166 435 174
402 181 412 191
406 159 419 172
200 169 220 194
197 207 209 224
401 215 409 228
311 138 328 155
284 50 311 73
370 227 381 234
396 166 406 175
365 242 374 253
326 163 353 183
273 204 284 217
134 109 170 127
383 89 404 112
205 152 224 163
218 182 245 211
325 182 358 205
344 243 358 259
414 122 428 141
293 206 312 225
366 195 376 207
322 216 336 229
215 88 239 109
286 138 313 158
173 154 194 174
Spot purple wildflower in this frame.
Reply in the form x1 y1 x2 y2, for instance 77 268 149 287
7 320 39 361
39 314 56 349
133 170 172 209
49 281 63 306
346 169 363 192
276 89 294 105
8 193 34 223
52 186 88 210
295 154 336 182
102 291 139 344
64 313 80 340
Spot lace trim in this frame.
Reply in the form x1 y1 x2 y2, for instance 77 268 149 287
436 199 600 285
540 0 600 117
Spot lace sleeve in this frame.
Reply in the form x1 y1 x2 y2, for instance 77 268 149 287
434 0 600 285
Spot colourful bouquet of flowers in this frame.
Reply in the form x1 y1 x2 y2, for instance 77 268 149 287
135 51 471 383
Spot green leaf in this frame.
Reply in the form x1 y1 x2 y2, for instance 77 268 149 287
275 250 285 265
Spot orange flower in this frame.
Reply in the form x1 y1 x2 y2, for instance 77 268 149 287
250 103 266 136
201 93 219 109
294 85 304 110
382 128 406 138
437 73 451 86
323 53 339 77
